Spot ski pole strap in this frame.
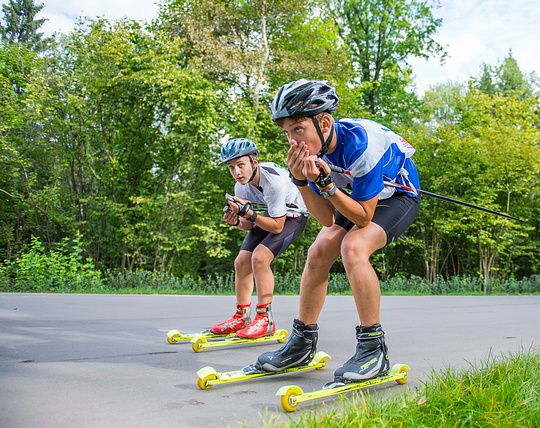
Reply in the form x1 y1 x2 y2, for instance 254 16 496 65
238 201 253 217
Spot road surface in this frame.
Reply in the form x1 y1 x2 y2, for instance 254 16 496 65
1 293 538 427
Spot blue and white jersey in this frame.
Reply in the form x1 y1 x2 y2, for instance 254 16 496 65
313 118 420 201
234 162 308 218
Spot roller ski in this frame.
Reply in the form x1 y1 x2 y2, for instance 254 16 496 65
196 351 331 389
191 328 287 353
276 363 410 412
261 322 405 412
166 329 234 344
185 303 287 352
167 303 254 344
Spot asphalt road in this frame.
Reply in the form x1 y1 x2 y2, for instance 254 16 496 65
1 293 538 427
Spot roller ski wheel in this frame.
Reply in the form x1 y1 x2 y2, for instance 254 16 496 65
191 335 207 353
280 385 303 412
166 329 234 344
276 363 410 412
197 370 219 390
166 329 190 344
195 351 331 389
189 329 288 353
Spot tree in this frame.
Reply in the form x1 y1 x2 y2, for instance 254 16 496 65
324 0 446 124
477 64 496 96
476 51 535 100
156 0 355 277
22 17 239 277
2 2 538 285
158 0 351 148
415 80 539 286
0 0 48 51
0 38 43 262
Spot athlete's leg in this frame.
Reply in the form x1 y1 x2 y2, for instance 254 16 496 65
236 217 307 339
298 224 348 324
328 195 420 384
250 244 275 305
234 250 255 305
340 222 387 326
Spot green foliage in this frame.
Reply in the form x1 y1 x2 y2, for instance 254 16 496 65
0 0 49 51
379 274 540 295
410 56 540 284
17 17 233 277
100 270 236 295
3 233 102 292
159 0 351 157
414 349 540 427
477 50 535 99
0 39 44 262
3 263 539 295
0 3 539 286
326 0 445 124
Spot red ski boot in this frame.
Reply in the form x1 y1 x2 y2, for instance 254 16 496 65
210 304 251 335
236 303 276 339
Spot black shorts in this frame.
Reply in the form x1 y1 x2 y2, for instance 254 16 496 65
335 192 421 245
240 215 308 258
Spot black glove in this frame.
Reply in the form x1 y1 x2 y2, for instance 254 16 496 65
238 201 252 217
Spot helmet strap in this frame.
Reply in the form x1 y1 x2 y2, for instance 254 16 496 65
247 157 258 184
312 116 334 157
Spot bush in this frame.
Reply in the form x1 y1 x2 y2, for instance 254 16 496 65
2 233 103 292
2 248 540 295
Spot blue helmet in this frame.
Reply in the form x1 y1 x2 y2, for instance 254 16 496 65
219 138 259 164
271 79 338 122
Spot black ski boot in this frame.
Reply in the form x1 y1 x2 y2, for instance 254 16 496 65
324 324 389 389
242 319 318 374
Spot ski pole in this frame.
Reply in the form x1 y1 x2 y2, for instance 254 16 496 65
326 165 526 223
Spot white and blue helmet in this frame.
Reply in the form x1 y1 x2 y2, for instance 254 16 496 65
219 138 259 165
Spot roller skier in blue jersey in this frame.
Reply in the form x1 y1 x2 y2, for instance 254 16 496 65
247 79 421 388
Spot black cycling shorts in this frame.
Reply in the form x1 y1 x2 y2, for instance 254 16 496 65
335 192 420 245
240 215 308 258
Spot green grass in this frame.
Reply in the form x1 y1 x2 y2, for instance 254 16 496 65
2 268 539 295
259 347 539 428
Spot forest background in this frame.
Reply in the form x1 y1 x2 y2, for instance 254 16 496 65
1 0 539 294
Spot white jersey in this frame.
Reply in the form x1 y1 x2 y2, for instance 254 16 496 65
234 162 308 218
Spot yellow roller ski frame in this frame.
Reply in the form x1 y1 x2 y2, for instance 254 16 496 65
166 329 235 344
196 351 331 389
276 363 410 412
190 329 288 353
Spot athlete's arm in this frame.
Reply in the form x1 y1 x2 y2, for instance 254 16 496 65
243 212 286 234
297 186 335 227
229 196 286 234
319 185 378 227
303 156 378 228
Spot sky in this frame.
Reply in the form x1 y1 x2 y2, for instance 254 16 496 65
2 0 539 94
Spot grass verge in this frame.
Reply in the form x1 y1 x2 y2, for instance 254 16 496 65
261 347 539 427
2 269 539 295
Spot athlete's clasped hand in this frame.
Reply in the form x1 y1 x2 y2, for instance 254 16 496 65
287 141 331 182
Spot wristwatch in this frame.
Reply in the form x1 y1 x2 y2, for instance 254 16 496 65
246 211 258 222
320 184 337 199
